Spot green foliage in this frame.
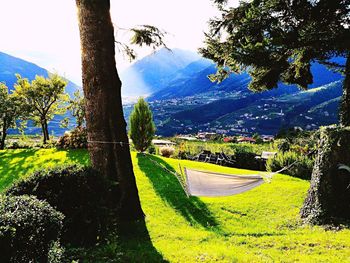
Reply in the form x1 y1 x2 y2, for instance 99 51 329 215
57 127 88 149
13 73 69 143
0 83 24 149
201 0 349 89
68 90 86 128
147 143 156 154
232 148 261 170
0 195 64 263
252 132 263 144
173 140 272 159
129 98 156 152
6 165 113 246
266 151 314 179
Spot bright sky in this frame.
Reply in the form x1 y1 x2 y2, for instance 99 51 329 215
0 0 237 85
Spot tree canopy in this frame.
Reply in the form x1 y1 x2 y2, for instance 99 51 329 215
13 74 68 143
0 83 23 149
201 0 349 90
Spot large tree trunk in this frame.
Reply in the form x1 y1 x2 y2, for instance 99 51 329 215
300 126 350 224
75 0 144 220
340 54 350 127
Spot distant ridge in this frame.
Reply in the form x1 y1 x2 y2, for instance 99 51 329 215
0 51 80 96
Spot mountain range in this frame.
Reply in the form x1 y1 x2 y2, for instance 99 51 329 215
120 48 344 136
0 49 345 137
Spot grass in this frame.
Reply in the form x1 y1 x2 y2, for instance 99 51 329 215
1 149 350 262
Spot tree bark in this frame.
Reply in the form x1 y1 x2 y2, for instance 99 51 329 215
75 0 144 220
300 126 350 224
44 119 50 143
41 121 47 144
340 54 350 127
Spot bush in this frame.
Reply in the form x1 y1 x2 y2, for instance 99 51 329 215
232 148 261 170
266 151 314 179
6 165 115 246
159 146 175 158
56 127 87 149
0 195 64 263
147 143 156 154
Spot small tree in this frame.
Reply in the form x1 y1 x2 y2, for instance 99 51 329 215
0 83 23 149
13 74 68 144
252 133 263 144
129 98 155 152
68 90 86 128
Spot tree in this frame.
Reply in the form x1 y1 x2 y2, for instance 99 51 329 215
201 0 350 223
68 90 86 128
13 74 68 144
75 0 167 220
129 98 156 152
0 83 23 149
200 0 350 125
75 0 143 220
252 133 263 144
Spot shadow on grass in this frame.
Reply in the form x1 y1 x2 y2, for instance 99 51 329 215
116 219 168 262
137 153 221 231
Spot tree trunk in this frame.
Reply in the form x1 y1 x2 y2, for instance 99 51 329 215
41 121 47 144
44 119 50 143
300 126 350 224
75 0 144 220
340 54 350 127
0 119 7 150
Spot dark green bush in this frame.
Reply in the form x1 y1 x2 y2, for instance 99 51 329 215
0 195 64 263
232 149 261 170
147 143 156 154
266 151 314 179
6 165 116 247
56 127 87 149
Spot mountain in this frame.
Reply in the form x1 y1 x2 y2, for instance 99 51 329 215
120 48 202 96
0 51 81 136
0 52 79 96
149 58 344 101
120 50 344 136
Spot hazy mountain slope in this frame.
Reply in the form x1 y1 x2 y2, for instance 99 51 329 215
0 51 80 96
149 60 343 101
120 48 201 96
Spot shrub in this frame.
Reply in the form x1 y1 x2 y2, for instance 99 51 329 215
266 151 314 179
0 195 64 263
160 146 175 158
232 148 261 170
129 98 155 152
56 127 87 149
6 165 115 246
147 143 156 154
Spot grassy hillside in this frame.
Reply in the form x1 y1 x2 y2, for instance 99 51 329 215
1 149 349 262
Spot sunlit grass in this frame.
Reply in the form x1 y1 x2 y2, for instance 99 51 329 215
1 149 349 262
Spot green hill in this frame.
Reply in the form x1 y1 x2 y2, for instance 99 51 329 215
1 149 349 262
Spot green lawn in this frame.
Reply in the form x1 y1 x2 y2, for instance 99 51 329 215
1 149 349 262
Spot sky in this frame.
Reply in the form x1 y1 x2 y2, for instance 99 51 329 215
0 0 238 86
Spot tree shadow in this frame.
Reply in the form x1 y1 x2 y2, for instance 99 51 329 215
116 219 168 262
137 153 221 232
